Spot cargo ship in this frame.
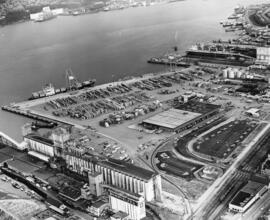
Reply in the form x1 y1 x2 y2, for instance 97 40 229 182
29 77 96 100
184 43 256 66
147 57 190 67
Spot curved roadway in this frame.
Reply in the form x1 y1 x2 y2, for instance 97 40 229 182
150 137 193 220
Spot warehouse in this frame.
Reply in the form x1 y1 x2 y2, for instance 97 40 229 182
143 108 201 131
142 100 220 132
229 181 268 213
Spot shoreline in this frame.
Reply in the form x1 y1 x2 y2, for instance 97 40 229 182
0 0 185 28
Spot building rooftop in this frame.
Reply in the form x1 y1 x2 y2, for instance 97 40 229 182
46 197 62 208
175 100 220 114
242 181 265 195
230 181 265 207
24 133 54 146
59 186 81 201
231 191 252 207
143 108 201 129
100 158 156 181
91 200 107 209
66 152 156 181
106 184 143 201
89 171 102 177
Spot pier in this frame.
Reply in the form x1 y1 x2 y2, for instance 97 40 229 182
1 70 186 129
1 105 70 126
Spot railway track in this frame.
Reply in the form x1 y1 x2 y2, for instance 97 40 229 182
201 125 270 220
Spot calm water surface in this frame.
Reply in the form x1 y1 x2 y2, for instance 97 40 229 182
0 0 267 140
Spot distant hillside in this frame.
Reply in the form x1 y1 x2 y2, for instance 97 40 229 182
0 0 102 24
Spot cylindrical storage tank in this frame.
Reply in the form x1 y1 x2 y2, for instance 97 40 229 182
223 69 228 78
236 70 242 78
228 69 235 78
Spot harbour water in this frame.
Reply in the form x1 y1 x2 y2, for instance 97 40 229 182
0 0 267 141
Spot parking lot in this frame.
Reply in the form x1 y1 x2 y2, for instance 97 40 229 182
156 151 202 181
193 119 257 159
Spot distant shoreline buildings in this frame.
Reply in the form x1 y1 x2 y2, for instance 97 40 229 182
30 7 64 22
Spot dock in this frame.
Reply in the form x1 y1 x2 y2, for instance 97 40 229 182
147 58 191 67
1 104 72 126
1 70 190 128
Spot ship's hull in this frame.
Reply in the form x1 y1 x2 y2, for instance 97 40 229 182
29 80 96 100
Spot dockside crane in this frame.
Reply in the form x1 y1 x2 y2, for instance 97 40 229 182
65 68 81 91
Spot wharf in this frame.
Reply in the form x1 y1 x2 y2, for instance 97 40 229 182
147 58 191 67
1 105 73 126
1 70 183 126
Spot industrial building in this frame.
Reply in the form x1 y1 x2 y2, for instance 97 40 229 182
23 126 71 162
142 100 220 132
88 171 103 196
65 153 162 202
185 43 256 66
256 47 270 65
185 43 270 66
222 67 266 81
23 134 54 162
143 108 202 131
108 186 146 220
88 200 109 217
59 186 81 202
229 181 268 213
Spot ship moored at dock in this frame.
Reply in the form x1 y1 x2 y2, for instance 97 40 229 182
29 69 96 100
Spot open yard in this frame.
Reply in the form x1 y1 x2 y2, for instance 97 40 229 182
193 120 257 159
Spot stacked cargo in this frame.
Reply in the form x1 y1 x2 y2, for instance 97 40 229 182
53 92 151 120
99 100 162 127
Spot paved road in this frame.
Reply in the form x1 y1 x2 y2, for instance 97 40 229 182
150 137 192 219
206 170 250 220
188 123 270 220
242 190 270 220
204 123 270 220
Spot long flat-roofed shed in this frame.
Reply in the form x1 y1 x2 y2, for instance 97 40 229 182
143 108 201 130
229 181 267 213
143 100 220 132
